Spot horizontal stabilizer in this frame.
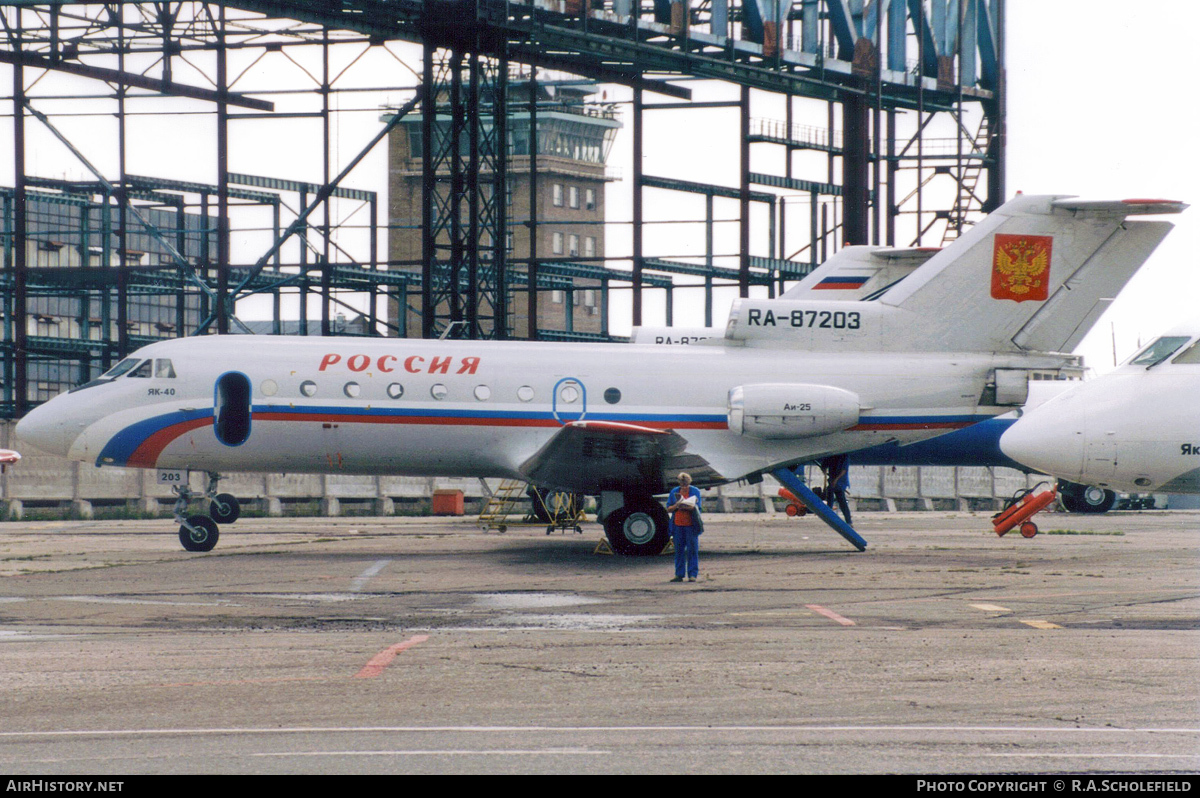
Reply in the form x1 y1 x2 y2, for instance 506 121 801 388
1051 198 1188 216
782 245 940 300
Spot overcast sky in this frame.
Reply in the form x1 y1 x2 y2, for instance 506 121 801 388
621 0 1200 372
1005 0 1199 370
5 1 1196 372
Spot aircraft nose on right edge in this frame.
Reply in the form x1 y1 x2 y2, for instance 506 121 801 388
14 402 75 458
998 408 1086 481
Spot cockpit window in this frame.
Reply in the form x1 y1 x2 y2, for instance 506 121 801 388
102 358 141 379
1128 336 1190 367
1170 339 1200 365
69 356 157 394
155 359 177 378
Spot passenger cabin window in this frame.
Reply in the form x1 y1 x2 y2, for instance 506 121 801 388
129 360 153 378
155 359 176 378
1128 336 1191 367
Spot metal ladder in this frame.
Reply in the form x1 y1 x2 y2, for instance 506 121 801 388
477 479 528 533
942 115 991 246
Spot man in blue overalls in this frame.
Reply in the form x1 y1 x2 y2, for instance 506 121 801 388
820 454 852 525
666 471 703 583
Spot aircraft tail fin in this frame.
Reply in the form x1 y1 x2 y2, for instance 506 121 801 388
880 195 1185 352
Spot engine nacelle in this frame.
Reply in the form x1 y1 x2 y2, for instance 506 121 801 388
728 383 861 439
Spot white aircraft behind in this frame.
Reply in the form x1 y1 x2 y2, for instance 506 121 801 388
14 195 1184 554
1000 316 1200 495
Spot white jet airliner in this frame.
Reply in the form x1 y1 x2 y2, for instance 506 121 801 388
1000 315 1200 495
14 195 1184 554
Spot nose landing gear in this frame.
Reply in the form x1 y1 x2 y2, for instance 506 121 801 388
208 492 241 525
172 472 239 552
179 515 219 552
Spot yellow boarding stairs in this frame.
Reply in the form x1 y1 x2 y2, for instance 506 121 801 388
478 479 586 535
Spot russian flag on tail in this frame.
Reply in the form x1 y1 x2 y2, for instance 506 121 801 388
813 275 869 290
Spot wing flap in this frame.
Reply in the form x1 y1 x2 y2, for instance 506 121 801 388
519 421 722 494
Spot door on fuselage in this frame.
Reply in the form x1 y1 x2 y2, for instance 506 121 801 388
214 372 252 447
552 377 587 425
1085 441 1117 484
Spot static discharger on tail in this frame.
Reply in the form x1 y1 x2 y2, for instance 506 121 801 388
13 195 1186 554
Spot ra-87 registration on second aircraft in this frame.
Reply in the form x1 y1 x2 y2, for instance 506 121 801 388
14 194 1184 553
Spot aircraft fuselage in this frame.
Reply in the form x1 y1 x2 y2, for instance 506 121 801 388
1001 348 1200 494
20 334 1071 491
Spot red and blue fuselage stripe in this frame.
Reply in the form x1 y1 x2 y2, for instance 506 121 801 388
98 408 214 468
96 405 990 468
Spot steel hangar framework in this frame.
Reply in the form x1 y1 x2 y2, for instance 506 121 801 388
0 0 1004 417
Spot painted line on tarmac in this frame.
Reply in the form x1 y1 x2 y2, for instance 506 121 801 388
2 724 1198 738
253 748 609 758
56 595 226 607
970 603 1012 613
0 629 70 642
350 559 392 593
354 634 429 679
805 604 856 626
159 676 328 688
983 753 1200 759
1020 619 1063 629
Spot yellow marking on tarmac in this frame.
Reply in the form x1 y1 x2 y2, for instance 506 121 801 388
1020 620 1062 630
970 603 1012 613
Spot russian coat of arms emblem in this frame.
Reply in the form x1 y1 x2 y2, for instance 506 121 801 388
991 234 1052 302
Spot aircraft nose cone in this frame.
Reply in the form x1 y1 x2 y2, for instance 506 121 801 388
15 402 75 457
999 407 1085 481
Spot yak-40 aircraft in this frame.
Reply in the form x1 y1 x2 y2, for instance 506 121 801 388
1000 315 1200 496
14 194 1184 554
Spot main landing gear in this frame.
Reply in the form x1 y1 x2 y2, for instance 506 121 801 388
173 472 240 552
601 492 670 556
1058 480 1117 514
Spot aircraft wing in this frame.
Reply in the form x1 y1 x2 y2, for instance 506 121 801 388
518 421 722 494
